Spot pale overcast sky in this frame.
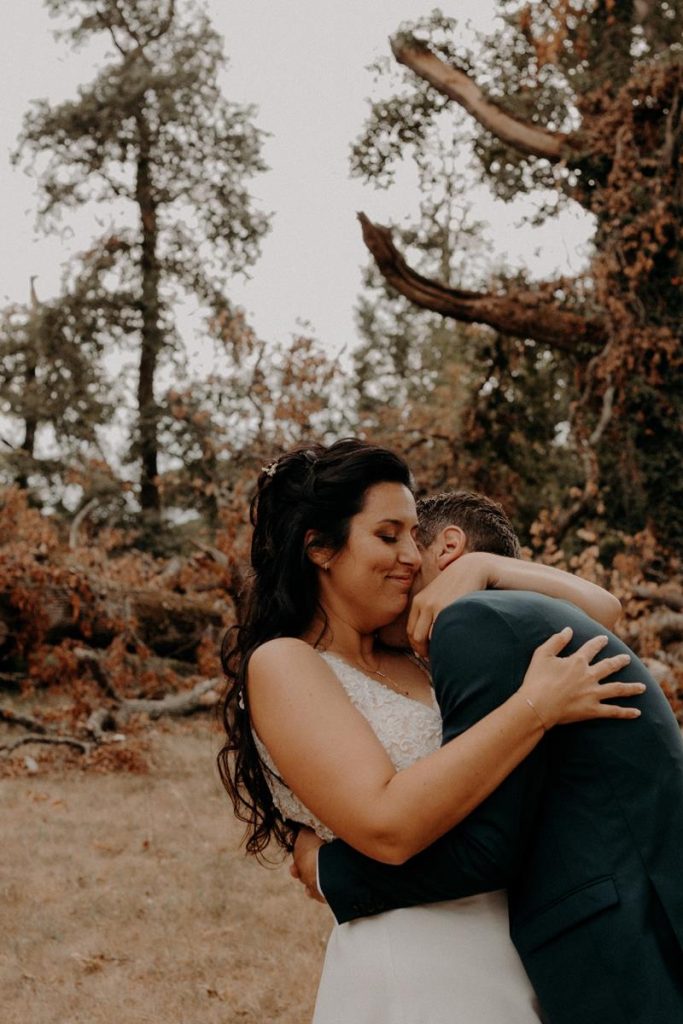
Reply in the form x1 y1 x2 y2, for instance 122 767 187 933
0 0 594 363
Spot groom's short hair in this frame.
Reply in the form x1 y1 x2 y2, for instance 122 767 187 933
416 491 521 559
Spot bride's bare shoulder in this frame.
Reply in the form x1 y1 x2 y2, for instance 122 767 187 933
248 637 324 677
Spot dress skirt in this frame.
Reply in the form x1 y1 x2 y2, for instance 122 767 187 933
312 890 543 1024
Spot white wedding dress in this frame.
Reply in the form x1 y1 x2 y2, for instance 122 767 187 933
254 652 543 1023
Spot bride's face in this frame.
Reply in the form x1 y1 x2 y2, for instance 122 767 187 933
320 482 421 631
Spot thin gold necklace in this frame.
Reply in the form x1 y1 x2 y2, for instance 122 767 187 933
332 652 412 698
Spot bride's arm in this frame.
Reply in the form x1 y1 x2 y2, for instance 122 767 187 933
248 632 640 865
407 553 621 658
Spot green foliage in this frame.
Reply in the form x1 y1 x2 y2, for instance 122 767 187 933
10 0 270 520
0 252 119 494
156 316 350 528
18 3 270 286
352 0 682 553
352 101 579 539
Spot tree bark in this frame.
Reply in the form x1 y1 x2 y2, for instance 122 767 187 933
135 109 162 515
18 277 41 489
391 39 580 162
0 577 232 660
358 214 607 353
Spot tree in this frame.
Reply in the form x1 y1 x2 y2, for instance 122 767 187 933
353 124 488 405
0 261 115 495
14 0 269 526
157 310 349 531
351 112 578 536
353 3 683 551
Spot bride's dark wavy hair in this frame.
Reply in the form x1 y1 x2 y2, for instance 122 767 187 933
217 438 413 857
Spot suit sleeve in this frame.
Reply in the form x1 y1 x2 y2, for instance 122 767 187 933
319 599 547 924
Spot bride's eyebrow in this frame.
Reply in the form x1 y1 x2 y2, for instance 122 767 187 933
375 518 417 529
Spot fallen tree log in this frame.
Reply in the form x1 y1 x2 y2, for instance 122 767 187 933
0 575 233 661
72 647 200 700
116 677 220 720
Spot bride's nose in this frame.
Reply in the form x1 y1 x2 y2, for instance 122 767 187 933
398 535 422 569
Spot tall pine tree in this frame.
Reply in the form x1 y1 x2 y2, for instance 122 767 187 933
13 0 269 525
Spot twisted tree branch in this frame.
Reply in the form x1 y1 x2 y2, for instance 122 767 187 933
391 39 580 162
358 213 606 353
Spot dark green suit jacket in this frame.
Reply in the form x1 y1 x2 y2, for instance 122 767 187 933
318 592 683 1024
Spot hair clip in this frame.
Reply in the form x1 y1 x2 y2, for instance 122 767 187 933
261 460 278 478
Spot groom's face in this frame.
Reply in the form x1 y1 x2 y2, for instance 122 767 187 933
412 521 471 595
412 538 441 592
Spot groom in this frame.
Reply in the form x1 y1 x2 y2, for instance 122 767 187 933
294 491 683 1024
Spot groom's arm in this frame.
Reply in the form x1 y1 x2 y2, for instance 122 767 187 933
319 600 546 923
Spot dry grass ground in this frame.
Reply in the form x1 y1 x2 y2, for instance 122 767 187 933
1 720 330 1024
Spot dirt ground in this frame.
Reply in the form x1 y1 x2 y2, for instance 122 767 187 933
1 720 331 1024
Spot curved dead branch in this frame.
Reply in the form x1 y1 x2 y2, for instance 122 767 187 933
391 39 579 162
0 733 91 755
0 706 48 733
358 214 606 353
1 653 220 758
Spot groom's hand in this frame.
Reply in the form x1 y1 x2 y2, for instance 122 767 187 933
290 827 326 904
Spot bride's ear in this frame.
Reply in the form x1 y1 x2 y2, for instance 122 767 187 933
304 529 334 571
435 525 469 570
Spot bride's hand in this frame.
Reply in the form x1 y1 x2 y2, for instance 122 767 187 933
408 550 624 658
291 827 326 903
519 627 645 728
408 553 493 657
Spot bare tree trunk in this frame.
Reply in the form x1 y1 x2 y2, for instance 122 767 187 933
18 277 40 489
18 390 37 491
135 110 162 518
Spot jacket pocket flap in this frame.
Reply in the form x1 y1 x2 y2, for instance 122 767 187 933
512 876 619 954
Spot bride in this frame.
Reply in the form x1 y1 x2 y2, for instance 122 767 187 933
217 438 641 1023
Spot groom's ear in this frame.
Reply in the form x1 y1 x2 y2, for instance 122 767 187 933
435 525 469 571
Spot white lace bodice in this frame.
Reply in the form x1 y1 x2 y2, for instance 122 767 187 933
252 651 443 842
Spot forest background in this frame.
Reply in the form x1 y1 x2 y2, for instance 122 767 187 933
0 1 681 779
0 3 681 1021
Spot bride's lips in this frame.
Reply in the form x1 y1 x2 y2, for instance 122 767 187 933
386 574 414 591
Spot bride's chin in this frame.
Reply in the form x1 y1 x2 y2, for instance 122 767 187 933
371 599 409 630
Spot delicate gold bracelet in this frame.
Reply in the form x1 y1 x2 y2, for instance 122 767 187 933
525 697 547 733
